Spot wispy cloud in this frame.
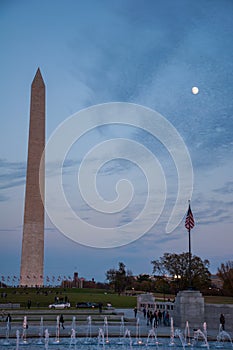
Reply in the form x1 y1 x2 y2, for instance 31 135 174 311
0 194 9 202
213 181 233 195
0 159 26 190
69 0 233 174
193 196 233 225
0 228 18 232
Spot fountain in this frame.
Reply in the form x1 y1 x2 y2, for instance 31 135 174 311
133 317 143 345
84 315 93 344
117 315 125 344
71 316 76 331
169 317 175 346
192 329 209 349
97 328 105 350
53 315 60 344
104 316 110 343
1 313 231 350
16 329 20 350
124 329 133 350
21 315 28 344
146 327 159 346
69 328 77 349
37 316 44 345
44 329 49 350
174 328 186 350
184 320 191 346
3 318 10 345
216 326 233 349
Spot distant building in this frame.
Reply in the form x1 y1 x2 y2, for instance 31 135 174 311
61 272 84 288
137 293 156 311
73 272 84 288
137 293 174 315
210 274 223 289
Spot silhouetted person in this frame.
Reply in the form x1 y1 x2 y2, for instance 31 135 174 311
158 310 162 325
6 313 11 331
146 310 150 325
99 302 103 313
59 314 65 329
149 311 154 326
220 313 225 330
164 311 170 326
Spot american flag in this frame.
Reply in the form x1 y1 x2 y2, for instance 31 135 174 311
185 204 195 230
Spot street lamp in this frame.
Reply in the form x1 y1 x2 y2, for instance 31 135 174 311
174 274 181 294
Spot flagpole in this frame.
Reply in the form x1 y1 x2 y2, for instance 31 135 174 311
185 200 194 290
188 226 192 289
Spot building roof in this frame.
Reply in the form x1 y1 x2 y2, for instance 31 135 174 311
137 293 155 303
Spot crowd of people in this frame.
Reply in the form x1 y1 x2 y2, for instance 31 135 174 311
134 307 170 327
134 307 227 331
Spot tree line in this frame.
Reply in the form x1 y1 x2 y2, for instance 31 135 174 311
105 253 233 296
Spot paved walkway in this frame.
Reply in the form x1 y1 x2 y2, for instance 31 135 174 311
117 309 220 340
0 308 224 340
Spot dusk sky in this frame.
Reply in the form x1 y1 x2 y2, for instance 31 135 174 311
0 0 233 284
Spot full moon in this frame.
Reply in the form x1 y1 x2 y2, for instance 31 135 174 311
192 86 199 95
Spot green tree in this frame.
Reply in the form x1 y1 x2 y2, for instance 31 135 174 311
151 252 211 291
154 276 171 296
217 261 233 295
136 274 151 282
106 262 133 294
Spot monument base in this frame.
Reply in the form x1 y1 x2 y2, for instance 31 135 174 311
173 290 204 330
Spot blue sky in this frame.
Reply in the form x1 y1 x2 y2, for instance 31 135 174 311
0 0 233 284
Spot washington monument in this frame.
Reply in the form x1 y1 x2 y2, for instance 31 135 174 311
20 68 45 287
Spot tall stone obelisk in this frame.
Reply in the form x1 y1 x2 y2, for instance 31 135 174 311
20 68 45 287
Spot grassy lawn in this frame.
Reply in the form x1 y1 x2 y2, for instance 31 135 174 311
204 295 233 304
0 288 137 309
0 288 232 309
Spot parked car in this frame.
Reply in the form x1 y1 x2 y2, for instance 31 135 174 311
48 302 71 309
76 302 90 308
76 302 99 308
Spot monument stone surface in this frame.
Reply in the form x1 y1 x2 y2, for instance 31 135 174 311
20 68 45 287
174 290 205 329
